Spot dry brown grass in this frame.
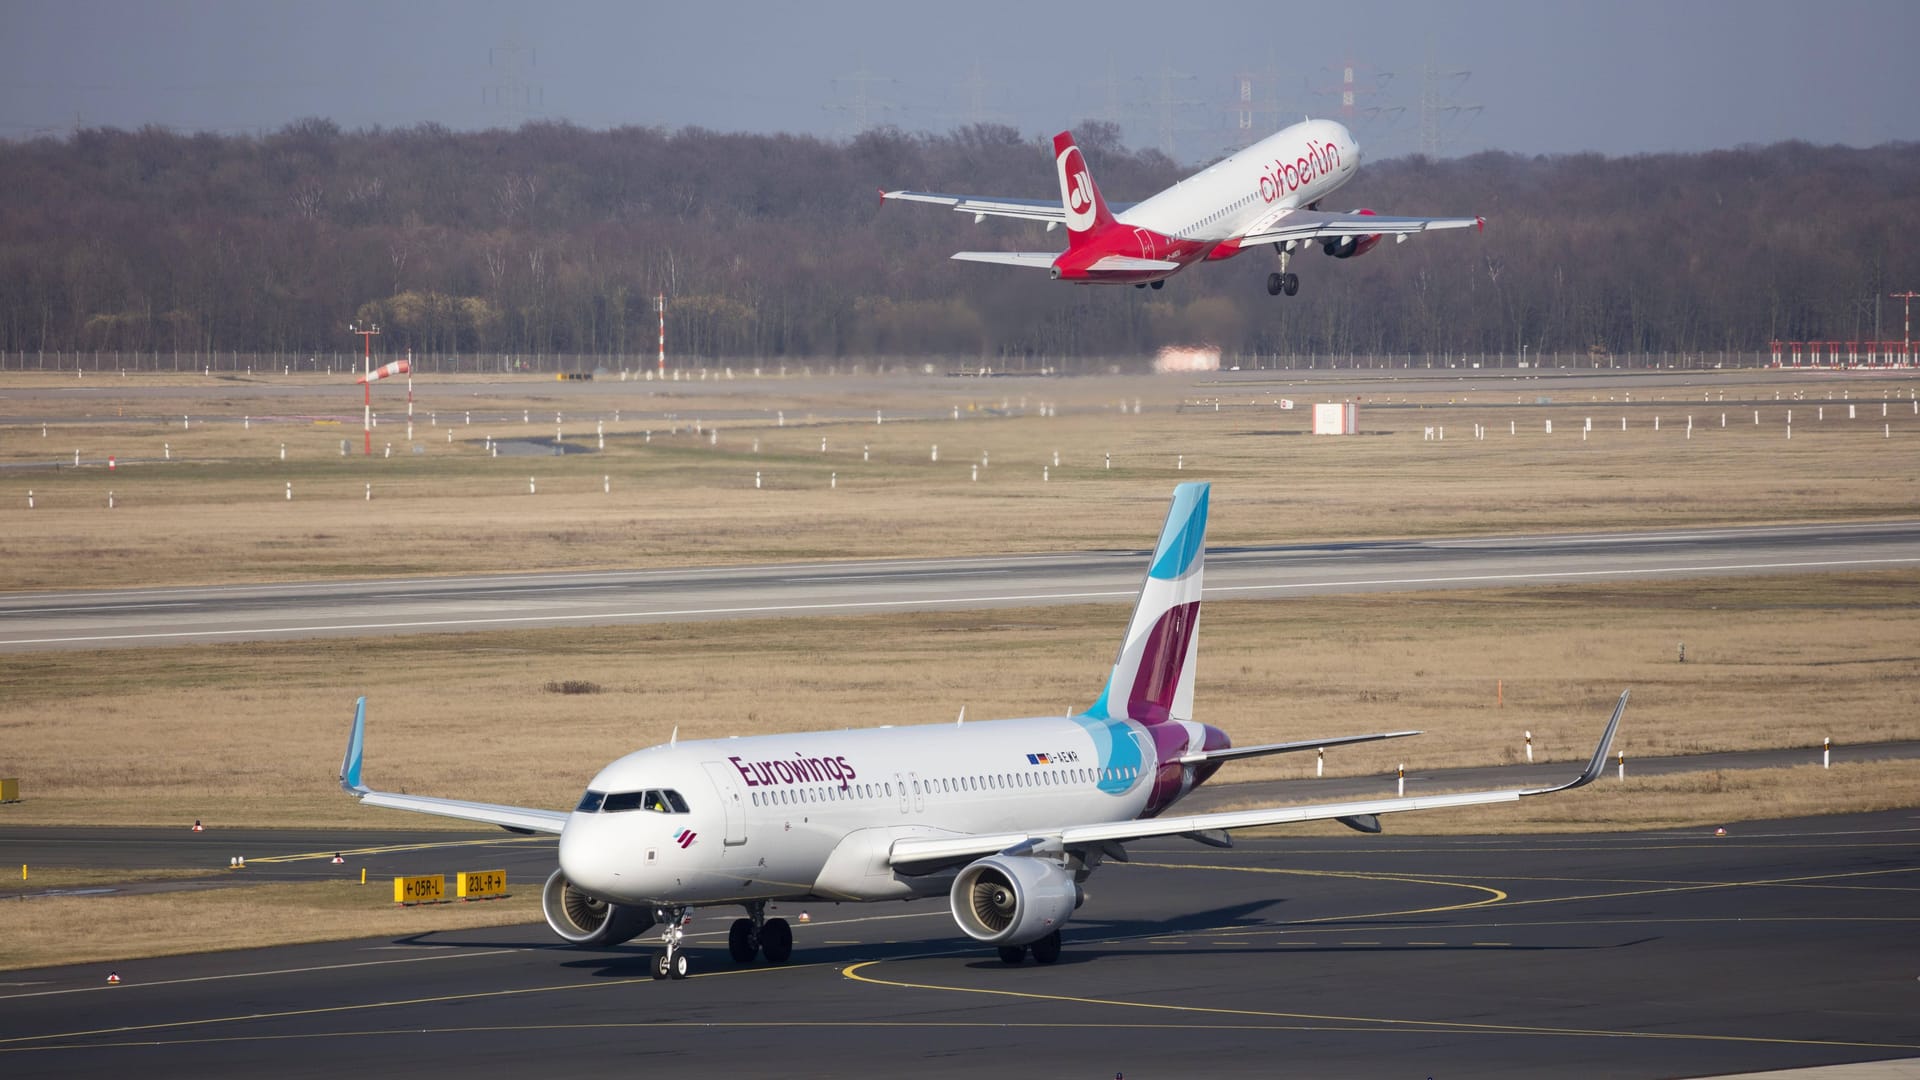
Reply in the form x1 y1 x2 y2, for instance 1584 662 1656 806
1 569 1913 829
0 879 540 971
1 371 1915 589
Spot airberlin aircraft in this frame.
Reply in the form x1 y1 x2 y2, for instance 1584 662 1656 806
882 118 1482 296
340 484 1625 980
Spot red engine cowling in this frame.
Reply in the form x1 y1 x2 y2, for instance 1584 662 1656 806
1323 208 1382 259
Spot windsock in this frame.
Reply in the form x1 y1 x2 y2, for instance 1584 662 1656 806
357 358 411 384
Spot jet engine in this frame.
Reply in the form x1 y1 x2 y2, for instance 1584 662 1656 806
949 856 1080 946
541 867 654 946
1322 208 1383 259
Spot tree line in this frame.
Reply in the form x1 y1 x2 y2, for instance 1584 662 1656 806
1 118 1915 368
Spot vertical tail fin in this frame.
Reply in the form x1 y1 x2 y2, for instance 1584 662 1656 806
1087 483 1208 725
1053 130 1117 250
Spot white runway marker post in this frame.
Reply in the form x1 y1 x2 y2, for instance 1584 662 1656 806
285 482 292 501
755 471 761 489
971 464 978 482
1617 751 1625 781
1823 736 1831 769
1316 747 1323 777
1397 764 1405 797
1525 730 1533 763
365 483 371 501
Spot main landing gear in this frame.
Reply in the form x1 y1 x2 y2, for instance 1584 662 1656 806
1266 242 1300 296
726 901 793 967
995 929 1063 966
1132 279 1167 290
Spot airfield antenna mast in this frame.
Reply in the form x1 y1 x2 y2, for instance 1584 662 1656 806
1893 291 1918 365
350 321 380 456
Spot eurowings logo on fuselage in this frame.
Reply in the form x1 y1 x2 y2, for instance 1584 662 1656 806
673 828 697 849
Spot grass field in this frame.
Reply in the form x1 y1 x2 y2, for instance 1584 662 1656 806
1 570 1913 829
1 370 1915 589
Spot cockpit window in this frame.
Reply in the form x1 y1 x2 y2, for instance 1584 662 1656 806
576 790 606 813
596 789 689 814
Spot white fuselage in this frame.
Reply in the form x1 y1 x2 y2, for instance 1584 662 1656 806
1121 118 1361 246
557 713 1164 909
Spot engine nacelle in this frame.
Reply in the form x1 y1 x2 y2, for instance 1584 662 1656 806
541 867 654 946
1322 208 1382 259
949 855 1079 946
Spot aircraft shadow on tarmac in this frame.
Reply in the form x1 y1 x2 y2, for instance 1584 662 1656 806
383 900 1656 979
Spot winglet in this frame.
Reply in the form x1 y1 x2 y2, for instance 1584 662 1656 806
1522 690 1628 796
339 696 368 795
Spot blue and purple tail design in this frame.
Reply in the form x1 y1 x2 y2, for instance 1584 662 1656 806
1077 483 1228 810
1086 482 1208 726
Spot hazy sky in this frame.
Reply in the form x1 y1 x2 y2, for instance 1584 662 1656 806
6 0 1917 161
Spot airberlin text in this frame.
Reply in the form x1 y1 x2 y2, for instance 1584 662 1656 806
730 753 858 791
1258 141 1341 203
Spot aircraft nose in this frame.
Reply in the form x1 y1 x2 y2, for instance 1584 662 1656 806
557 814 624 896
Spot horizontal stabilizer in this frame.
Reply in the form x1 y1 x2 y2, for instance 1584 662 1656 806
1087 254 1180 272
1179 729 1420 765
951 251 1060 269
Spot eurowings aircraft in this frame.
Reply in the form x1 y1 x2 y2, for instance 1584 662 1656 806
340 483 1625 980
882 119 1482 295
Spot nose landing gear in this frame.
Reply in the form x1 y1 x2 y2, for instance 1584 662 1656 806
651 906 692 980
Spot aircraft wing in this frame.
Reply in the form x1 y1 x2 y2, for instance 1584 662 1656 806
889 690 1625 874
338 697 569 835
1237 207 1483 247
882 189 1136 225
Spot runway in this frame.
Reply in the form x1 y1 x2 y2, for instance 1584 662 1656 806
3 809 1915 1078
3 518 1915 651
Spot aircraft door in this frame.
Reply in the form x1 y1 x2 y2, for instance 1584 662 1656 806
701 761 748 845
1134 228 1157 260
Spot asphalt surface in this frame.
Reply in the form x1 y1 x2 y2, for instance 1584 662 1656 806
3 519 1915 651
3 809 1915 1078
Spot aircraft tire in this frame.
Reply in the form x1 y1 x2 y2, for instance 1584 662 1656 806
1283 272 1300 296
762 918 794 965
670 951 691 980
1266 272 1284 296
996 944 1026 965
652 952 671 980
1030 930 1062 965
728 918 757 963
